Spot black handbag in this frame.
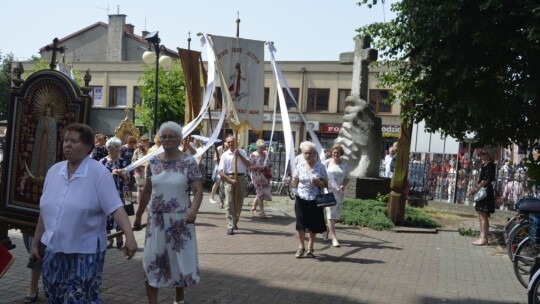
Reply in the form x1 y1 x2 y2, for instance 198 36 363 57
124 201 135 216
316 189 337 208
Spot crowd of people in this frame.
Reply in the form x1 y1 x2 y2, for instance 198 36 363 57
15 120 533 302
399 150 532 207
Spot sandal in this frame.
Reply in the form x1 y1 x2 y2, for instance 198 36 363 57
295 248 305 258
24 288 38 303
258 211 267 219
250 208 257 214
306 249 315 258
472 239 488 246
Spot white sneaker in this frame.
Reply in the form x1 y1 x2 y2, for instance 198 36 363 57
322 231 329 242
209 198 217 204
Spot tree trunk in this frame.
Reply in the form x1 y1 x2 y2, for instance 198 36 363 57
388 105 413 224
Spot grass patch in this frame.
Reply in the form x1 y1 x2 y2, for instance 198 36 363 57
339 199 441 230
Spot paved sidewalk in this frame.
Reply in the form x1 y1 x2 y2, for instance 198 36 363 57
0 193 527 303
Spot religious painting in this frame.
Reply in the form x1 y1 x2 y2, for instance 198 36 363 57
211 35 265 131
0 69 92 226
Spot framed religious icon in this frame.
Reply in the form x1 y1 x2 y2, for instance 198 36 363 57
0 69 92 227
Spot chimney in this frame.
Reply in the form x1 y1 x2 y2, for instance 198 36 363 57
108 14 127 62
125 23 134 35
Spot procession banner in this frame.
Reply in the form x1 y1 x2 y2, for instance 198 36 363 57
178 48 202 122
210 35 264 131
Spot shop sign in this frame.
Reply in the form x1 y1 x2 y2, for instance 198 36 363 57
382 125 400 138
321 123 342 134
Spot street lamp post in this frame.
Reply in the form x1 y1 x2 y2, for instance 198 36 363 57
142 31 172 137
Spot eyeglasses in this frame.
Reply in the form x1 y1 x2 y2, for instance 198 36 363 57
160 135 178 141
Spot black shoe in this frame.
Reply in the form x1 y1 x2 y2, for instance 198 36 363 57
24 288 38 303
234 224 238 229
227 228 234 235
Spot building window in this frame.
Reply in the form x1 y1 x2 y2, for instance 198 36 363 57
133 86 141 107
214 87 223 109
282 88 299 110
307 88 330 112
369 89 392 113
264 87 269 107
109 86 127 107
89 86 103 107
337 89 350 113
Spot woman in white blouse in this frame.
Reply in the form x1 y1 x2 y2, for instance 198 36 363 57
322 144 350 247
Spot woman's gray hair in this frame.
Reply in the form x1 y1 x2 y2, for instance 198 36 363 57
105 136 122 149
299 141 316 153
158 121 183 139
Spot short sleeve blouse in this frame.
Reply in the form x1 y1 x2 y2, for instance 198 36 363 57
295 160 327 201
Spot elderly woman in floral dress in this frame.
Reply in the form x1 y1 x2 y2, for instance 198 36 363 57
248 139 273 218
134 122 203 304
100 136 130 249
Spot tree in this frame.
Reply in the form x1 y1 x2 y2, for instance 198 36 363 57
357 0 540 148
137 60 186 135
0 52 14 121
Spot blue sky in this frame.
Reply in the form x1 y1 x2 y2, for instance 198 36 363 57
1 0 397 61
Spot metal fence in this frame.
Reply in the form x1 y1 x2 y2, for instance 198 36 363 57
392 160 538 206
200 148 539 203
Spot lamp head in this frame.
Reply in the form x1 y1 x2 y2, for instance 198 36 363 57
142 51 157 64
144 31 160 44
159 55 172 69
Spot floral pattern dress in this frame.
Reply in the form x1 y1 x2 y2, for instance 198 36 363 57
144 153 202 288
249 151 272 201
100 156 128 230
323 159 350 220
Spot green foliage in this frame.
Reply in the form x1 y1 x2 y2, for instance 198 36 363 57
339 199 440 230
26 58 83 87
376 192 389 203
137 60 186 135
458 227 477 237
26 57 49 76
357 0 540 147
0 51 14 121
403 206 441 229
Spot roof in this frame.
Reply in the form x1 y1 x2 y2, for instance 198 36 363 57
38 21 178 57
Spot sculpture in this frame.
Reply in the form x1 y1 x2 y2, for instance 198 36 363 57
335 35 382 178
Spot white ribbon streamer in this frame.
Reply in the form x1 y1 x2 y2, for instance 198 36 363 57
125 34 222 173
268 42 337 187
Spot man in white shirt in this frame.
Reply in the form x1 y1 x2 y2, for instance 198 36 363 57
218 135 251 235
384 146 396 178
